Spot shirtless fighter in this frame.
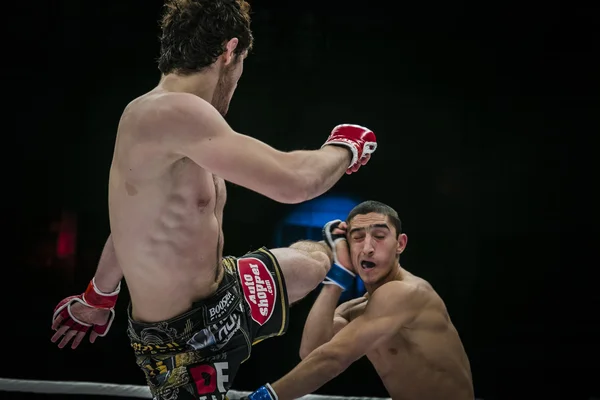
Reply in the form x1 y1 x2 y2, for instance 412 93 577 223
50 1 377 399
245 201 474 400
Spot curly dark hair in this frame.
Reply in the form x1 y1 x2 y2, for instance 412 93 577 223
158 0 254 75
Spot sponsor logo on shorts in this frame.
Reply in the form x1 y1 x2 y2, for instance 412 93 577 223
187 312 242 351
236 257 276 326
207 290 237 323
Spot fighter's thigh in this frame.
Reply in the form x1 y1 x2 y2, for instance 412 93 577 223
269 247 329 304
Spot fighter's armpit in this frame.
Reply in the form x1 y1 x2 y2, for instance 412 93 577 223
318 282 426 367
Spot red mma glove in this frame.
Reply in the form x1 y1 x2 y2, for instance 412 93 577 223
323 124 377 174
51 278 120 349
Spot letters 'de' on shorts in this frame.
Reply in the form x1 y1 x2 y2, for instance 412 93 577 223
127 247 289 400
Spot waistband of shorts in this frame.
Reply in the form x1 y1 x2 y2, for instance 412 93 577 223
127 274 240 340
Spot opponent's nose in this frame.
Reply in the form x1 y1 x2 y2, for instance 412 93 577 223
361 236 375 256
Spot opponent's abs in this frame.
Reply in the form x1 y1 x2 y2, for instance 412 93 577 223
109 156 227 323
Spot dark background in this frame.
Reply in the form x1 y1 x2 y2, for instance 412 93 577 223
2 0 598 399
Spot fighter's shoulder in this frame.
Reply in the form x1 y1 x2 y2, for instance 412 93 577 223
129 92 223 136
369 281 431 312
371 280 417 299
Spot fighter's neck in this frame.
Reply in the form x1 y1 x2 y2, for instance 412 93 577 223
365 263 404 294
158 72 218 104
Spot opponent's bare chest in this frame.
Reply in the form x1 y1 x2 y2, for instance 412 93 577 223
367 331 413 371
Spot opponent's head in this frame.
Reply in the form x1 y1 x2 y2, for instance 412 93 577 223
346 201 407 286
158 0 253 114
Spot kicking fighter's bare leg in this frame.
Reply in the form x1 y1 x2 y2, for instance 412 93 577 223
270 241 332 304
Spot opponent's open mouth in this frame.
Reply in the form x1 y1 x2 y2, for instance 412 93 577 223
361 261 376 270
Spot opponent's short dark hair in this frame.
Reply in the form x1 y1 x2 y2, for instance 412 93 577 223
346 200 402 237
158 0 254 75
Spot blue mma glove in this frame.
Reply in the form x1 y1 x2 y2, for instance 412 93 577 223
244 383 278 400
322 219 355 291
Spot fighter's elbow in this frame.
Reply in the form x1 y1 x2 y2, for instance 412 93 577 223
273 189 308 205
298 339 324 360
276 152 333 203
299 346 310 360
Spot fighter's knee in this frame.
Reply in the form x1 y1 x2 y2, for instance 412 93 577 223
299 250 329 287
310 251 330 282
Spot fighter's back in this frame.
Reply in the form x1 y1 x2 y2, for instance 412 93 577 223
108 90 226 323
367 274 474 400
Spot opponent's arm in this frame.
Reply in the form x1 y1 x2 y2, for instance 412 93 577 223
299 284 344 359
253 282 424 400
299 289 370 358
159 95 376 204
299 220 357 358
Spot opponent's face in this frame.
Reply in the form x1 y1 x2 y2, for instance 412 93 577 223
347 213 407 286
213 49 246 116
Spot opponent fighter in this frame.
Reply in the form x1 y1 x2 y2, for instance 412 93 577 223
245 201 474 400
50 1 377 399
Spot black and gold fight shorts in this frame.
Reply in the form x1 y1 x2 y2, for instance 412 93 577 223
127 247 289 400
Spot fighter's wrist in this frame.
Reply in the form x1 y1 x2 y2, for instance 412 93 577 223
83 278 120 309
321 282 344 294
324 262 355 291
321 144 353 164
91 277 121 296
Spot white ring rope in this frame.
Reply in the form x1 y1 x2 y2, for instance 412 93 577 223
0 377 391 400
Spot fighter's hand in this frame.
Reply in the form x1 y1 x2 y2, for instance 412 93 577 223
322 220 356 290
51 279 120 349
322 124 377 174
52 302 110 349
330 221 355 273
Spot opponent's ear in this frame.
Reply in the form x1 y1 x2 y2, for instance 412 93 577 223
396 233 407 256
222 38 239 66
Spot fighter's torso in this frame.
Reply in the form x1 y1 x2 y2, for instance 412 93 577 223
345 276 474 400
109 92 227 323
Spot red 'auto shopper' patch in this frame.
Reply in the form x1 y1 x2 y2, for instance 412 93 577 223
237 257 276 326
